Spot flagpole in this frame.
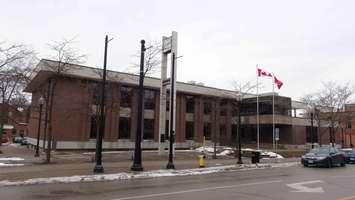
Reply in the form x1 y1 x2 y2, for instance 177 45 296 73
256 64 260 150
272 74 275 152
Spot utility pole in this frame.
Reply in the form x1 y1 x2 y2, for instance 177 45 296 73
94 35 110 173
131 40 146 172
35 97 44 157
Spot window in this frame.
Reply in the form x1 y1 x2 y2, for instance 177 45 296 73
90 115 98 139
185 121 194 140
143 119 154 139
220 124 227 136
232 124 238 141
120 86 133 108
118 117 131 139
204 99 212 114
186 96 195 113
204 122 211 140
220 99 228 116
90 82 100 105
144 90 156 110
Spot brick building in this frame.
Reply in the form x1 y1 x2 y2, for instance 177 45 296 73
1 103 28 141
25 59 329 150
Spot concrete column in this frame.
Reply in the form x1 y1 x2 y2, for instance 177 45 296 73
212 98 220 144
154 92 160 142
194 96 204 143
226 101 232 144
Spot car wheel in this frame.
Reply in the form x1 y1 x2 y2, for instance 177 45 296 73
341 158 346 167
327 159 333 168
303 163 308 167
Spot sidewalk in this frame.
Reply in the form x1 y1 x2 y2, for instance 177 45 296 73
0 143 300 182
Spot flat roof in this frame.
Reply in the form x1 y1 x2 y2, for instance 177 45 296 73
25 59 253 99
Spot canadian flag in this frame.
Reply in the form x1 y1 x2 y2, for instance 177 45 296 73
257 68 273 77
274 76 283 89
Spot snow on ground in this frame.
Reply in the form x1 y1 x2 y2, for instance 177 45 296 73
260 151 284 159
217 149 233 156
196 146 284 159
0 162 298 187
195 146 215 153
0 163 24 167
0 157 25 161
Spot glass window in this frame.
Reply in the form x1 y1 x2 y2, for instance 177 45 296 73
186 96 195 113
185 121 194 140
120 86 133 108
143 119 154 139
118 117 130 139
144 90 156 110
90 114 98 139
220 124 227 136
203 99 212 114
220 99 228 116
91 82 100 105
203 122 211 140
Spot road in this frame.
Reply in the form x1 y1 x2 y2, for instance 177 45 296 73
1 163 355 200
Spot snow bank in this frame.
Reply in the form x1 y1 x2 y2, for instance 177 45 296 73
0 163 24 167
260 151 284 159
195 146 215 153
0 162 298 187
0 157 25 161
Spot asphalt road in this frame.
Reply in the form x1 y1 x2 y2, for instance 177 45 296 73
2 163 355 200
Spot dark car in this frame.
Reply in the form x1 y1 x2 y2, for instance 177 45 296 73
301 146 346 168
341 148 355 164
12 136 28 145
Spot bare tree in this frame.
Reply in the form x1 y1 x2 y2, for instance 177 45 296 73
302 82 353 147
231 80 257 164
0 42 34 70
129 41 161 77
0 43 36 145
42 37 86 163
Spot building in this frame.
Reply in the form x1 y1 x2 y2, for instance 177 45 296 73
0 103 28 141
25 59 329 150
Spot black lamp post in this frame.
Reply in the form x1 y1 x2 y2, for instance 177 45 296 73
35 96 44 157
94 35 110 173
131 40 146 171
236 100 243 164
310 111 314 149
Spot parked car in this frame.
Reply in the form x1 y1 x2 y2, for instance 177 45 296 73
341 148 355 164
301 146 346 168
12 136 28 145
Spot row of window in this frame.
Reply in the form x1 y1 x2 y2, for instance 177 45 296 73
90 114 240 141
90 116 155 140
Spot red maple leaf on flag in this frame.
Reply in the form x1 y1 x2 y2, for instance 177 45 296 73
274 76 283 89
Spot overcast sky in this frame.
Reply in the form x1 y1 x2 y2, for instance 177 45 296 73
1 0 354 100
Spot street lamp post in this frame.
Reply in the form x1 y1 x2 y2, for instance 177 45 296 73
310 111 314 149
131 40 146 172
236 100 243 164
94 35 110 173
35 96 44 157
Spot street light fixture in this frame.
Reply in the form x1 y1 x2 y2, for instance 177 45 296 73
35 96 44 157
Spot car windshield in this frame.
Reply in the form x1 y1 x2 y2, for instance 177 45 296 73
310 148 330 155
